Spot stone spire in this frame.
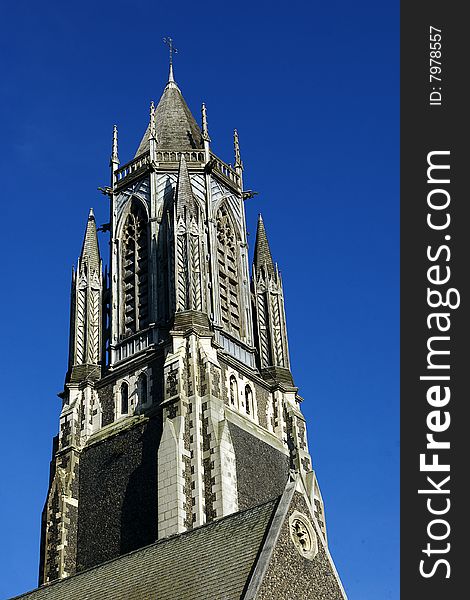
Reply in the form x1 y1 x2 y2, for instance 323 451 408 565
68 209 103 382
168 62 175 84
80 208 101 274
252 215 292 383
253 214 275 278
164 36 178 89
175 153 195 218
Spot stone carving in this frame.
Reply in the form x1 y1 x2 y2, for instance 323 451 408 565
289 510 318 561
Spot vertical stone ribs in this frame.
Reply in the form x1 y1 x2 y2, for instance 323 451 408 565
88 286 100 364
75 288 86 364
190 228 202 311
174 155 204 314
176 231 188 311
255 287 272 367
271 293 284 366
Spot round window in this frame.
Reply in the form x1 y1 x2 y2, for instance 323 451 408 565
289 510 318 561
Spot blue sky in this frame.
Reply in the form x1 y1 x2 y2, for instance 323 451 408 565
0 1 398 598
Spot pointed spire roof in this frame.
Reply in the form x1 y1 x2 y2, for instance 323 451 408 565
135 70 203 156
254 214 275 277
176 154 195 218
80 209 101 273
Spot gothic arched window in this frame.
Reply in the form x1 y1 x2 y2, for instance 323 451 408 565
138 372 148 405
216 207 241 336
245 385 253 416
229 376 238 407
122 200 149 336
121 382 129 415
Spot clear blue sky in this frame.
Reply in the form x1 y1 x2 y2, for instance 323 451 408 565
0 1 398 598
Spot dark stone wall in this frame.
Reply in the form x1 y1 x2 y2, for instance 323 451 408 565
228 422 290 511
254 383 270 429
97 383 115 427
149 355 164 404
64 503 78 575
76 415 162 571
257 492 346 600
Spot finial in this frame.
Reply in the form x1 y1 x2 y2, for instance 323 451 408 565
149 100 156 139
88 208 95 219
201 103 210 142
163 37 178 83
234 129 243 170
110 124 119 165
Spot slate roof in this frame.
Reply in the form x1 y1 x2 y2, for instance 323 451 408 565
13 499 278 600
135 77 203 156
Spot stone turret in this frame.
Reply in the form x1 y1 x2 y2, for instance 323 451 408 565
252 214 292 385
68 209 103 383
39 62 331 585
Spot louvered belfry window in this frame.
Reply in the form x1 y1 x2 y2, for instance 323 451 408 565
216 207 241 336
122 201 149 336
121 382 129 414
138 372 148 405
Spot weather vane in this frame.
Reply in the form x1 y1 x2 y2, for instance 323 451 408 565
163 37 178 66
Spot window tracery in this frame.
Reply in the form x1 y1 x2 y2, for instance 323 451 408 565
122 201 149 336
216 207 241 336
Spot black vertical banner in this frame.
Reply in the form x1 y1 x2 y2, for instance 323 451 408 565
401 3 468 599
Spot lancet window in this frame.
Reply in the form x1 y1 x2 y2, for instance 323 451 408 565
245 385 253 416
216 207 241 336
121 382 129 415
121 201 149 336
138 372 148 405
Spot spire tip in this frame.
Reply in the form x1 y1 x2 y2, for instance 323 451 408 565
163 37 178 85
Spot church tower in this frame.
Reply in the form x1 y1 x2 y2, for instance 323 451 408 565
38 59 332 588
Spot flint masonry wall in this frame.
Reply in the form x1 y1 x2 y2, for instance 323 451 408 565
257 492 345 600
76 416 161 571
228 422 290 511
